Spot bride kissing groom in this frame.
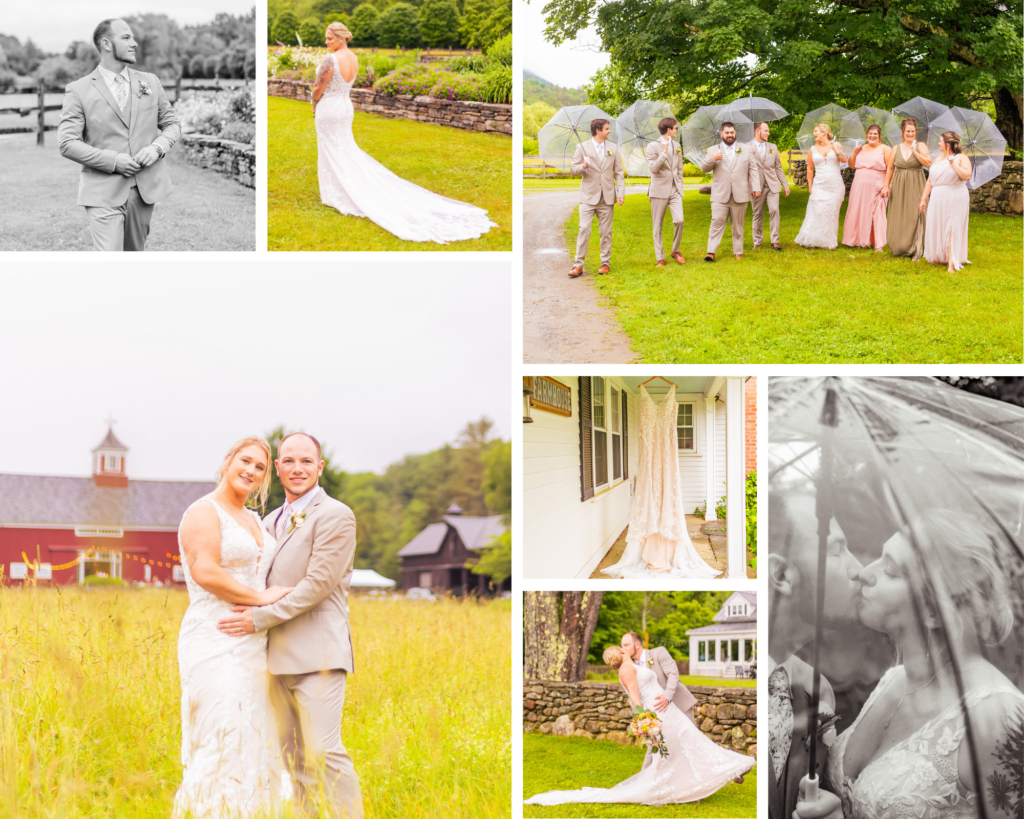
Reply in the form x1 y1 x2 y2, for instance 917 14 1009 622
174 432 362 818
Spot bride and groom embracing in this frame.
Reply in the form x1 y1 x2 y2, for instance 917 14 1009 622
173 433 362 818
525 632 754 806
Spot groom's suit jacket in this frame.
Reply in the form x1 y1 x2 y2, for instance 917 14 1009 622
571 140 625 205
622 647 697 721
752 141 790 195
701 143 761 204
58 67 181 208
645 140 685 199
253 487 357 676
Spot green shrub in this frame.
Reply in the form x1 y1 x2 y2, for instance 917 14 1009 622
82 576 123 587
220 120 256 144
446 55 491 73
272 10 301 46
715 495 727 520
523 137 538 155
298 17 324 48
419 0 462 47
430 70 485 101
374 63 438 96
378 3 421 49
350 3 381 46
486 32 512 66
746 470 757 562
683 161 704 177
481 62 511 104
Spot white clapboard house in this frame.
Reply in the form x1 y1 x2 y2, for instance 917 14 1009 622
687 591 758 677
523 375 751 579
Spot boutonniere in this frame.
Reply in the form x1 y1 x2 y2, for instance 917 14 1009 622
769 148 774 154
286 510 306 534
646 657 654 669
137 80 152 98
801 692 841 752
734 146 742 154
606 149 613 157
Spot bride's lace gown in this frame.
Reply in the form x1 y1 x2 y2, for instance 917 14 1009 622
173 499 290 818
827 666 1024 819
795 145 846 249
602 385 721 579
315 52 496 243
524 663 754 806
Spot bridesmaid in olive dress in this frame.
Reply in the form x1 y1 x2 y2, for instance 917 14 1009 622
882 118 931 258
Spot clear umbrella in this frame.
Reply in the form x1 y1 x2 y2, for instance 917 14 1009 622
844 105 902 147
720 96 789 124
891 96 950 147
679 106 754 168
797 104 864 163
615 100 677 178
537 105 617 173
926 107 1007 190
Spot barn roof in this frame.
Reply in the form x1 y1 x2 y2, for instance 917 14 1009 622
396 514 507 557
0 474 215 529
396 522 449 557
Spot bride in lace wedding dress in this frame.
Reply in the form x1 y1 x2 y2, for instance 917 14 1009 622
794 125 848 250
311 23 496 244
173 438 293 818
602 384 721 580
525 646 754 806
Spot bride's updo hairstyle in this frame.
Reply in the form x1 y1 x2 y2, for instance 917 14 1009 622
813 124 834 141
906 509 1014 646
326 22 353 42
215 437 273 511
603 646 624 670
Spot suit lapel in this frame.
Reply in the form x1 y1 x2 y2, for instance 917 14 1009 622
273 487 327 554
91 69 128 128
128 69 140 133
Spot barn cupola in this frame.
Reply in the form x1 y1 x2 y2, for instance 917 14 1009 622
445 501 463 516
92 425 129 488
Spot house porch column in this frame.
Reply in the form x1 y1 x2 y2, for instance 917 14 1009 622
725 376 746 579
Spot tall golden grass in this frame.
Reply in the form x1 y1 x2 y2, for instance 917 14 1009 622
0 587 511 818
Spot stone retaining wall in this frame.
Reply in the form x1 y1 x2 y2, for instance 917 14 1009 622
268 79 511 136
178 133 255 188
523 680 756 757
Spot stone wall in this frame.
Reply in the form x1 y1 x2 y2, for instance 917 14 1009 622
178 133 254 188
523 680 756 757
268 79 512 136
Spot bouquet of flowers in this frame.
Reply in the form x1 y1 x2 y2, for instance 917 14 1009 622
627 706 669 758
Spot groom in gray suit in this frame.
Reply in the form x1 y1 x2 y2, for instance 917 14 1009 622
568 119 625 278
58 18 180 251
701 122 761 261
646 117 686 267
218 432 364 819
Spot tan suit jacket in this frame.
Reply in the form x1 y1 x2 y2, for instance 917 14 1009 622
571 140 625 205
646 140 685 199
752 141 790 194
701 143 761 203
252 488 357 676
58 67 180 207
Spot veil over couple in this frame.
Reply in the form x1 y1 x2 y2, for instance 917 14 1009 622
525 631 754 806
309 23 496 244
769 490 1024 819
172 433 362 818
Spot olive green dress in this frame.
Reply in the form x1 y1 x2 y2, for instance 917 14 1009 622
887 144 927 258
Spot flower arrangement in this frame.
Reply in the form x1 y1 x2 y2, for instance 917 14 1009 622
173 85 256 144
628 706 669 757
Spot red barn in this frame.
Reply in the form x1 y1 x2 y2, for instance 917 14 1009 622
0 427 214 586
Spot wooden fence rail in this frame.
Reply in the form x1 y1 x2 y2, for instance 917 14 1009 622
523 155 574 179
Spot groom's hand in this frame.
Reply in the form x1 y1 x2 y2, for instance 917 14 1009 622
217 606 255 637
133 145 160 168
712 150 723 162
653 695 670 712
582 155 590 170
617 197 624 206
114 153 141 177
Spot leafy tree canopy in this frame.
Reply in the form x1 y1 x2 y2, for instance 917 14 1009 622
379 2 422 48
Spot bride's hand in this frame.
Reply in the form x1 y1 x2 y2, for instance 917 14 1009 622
258 585 294 605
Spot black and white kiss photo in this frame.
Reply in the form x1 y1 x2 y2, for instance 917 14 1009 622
0 2 256 251
768 376 1024 819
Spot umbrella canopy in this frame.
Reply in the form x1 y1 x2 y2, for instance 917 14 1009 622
844 105 902 147
615 100 677 178
720 96 789 124
797 104 864 155
926 107 1007 190
537 105 617 173
679 105 754 168
891 96 950 147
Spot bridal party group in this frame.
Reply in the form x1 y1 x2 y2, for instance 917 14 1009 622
567 115 975 278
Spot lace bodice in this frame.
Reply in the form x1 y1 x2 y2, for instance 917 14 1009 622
828 666 1024 819
634 663 666 709
321 53 354 98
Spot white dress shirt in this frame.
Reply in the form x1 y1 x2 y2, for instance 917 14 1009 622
721 140 739 169
590 137 607 169
277 485 321 535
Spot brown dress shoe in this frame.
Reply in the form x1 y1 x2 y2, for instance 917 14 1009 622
772 243 782 250
672 252 686 264
655 259 666 267
734 254 743 260
598 264 610 274
568 267 584 278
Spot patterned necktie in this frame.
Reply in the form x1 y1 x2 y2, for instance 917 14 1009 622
114 74 128 111
769 665 794 781
277 505 291 538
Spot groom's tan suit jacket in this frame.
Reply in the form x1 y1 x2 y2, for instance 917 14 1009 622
253 487 356 675
701 143 761 204
645 140 685 199
571 140 625 205
58 67 180 207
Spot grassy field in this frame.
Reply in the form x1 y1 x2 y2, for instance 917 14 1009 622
0 588 510 819
522 734 756 818
584 672 756 687
268 96 511 251
0 136 254 251
566 189 1023 363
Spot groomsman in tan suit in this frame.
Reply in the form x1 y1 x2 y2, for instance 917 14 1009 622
646 117 686 267
701 122 761 261
58 19 180 251
750 122 790 250
219 432 363 819
569 119 625 278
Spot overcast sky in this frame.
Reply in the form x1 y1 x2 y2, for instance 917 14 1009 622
2 1 255 53
520 0 609 89
0 264 510 481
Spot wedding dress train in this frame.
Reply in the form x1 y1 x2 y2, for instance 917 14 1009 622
602 385 721 580
794 145 846 249
524 663 754 805
173 499 291 818
315 52 496 243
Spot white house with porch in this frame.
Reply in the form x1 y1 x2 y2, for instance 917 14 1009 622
523 375 751 579
687 591 757 677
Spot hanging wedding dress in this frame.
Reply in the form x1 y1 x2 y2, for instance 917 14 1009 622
315 52 497 244
603 385 722 579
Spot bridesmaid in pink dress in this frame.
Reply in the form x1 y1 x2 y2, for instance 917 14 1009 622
842 125 891 251
921 131 973 272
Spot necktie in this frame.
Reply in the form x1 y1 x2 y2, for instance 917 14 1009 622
769 666 794 781
114 74 128 111
277 505 291 538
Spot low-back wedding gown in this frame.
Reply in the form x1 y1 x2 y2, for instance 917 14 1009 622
795 145 846 249
173 499 291 818
602 385 721 579
315 52 497 243
524 662 754 805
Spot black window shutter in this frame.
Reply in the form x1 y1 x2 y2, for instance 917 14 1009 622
622 390 629 480
579 376 594 501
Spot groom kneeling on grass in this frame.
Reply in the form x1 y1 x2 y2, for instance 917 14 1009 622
569 119 625 279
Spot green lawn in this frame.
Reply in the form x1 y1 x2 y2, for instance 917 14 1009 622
585 672 756 687
523 734 756 818
566 189 1023 363
268 96 511 251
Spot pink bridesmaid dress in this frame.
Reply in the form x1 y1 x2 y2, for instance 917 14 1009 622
923 156 971 270
842 147 888 250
